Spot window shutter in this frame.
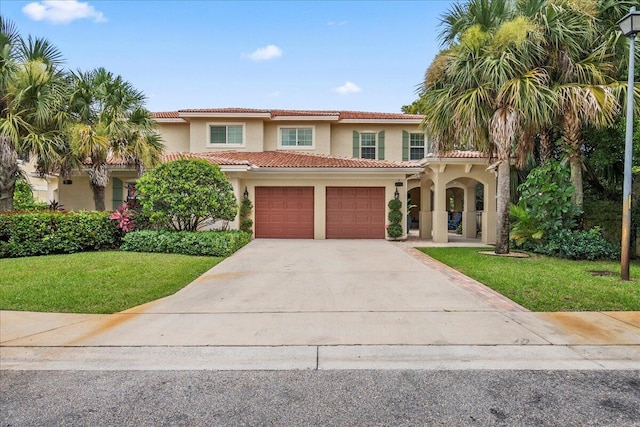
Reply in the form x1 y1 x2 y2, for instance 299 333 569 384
112 178 123 210
377 131 385 160
352 131 360 158
402 130 409 161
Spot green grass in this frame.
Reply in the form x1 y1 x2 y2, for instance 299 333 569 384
0 251 222 314
419 247 640 312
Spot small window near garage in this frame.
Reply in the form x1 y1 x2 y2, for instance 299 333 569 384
279 127 314 148
410 133 425 160
360 133 377 159
208 124 244 146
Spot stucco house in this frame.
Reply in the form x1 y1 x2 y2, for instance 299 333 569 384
48 108 497 243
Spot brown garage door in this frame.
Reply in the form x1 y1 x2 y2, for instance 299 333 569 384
255 187 314 238
326 187 385 239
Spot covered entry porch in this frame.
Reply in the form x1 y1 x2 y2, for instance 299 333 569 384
408 153 497 245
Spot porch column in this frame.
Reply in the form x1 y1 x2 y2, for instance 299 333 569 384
482 176 497 244
419 177 432 239
431 175 449 243
462 182 477 238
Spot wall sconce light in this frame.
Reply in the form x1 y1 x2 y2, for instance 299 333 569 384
62 179 72 185
394 181 403 200
243 187 249 200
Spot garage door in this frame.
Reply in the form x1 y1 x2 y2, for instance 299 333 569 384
326 187 385 239
255 187 314 238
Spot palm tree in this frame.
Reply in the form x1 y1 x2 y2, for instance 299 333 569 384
65 67 163 211
0 16 67 211
531 1 622 209
423 3 556 254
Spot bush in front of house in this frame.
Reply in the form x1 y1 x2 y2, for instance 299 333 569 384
532 227 620 261
136 159 238 231
0 211 120 258
120 230 251 257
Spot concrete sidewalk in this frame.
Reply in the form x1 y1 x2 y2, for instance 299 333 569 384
1 240 639 370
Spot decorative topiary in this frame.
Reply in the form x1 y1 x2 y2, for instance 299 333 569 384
387 198 403 240
239 197 253 235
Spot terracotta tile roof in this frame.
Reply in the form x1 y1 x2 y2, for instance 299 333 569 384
162 151 420 169
438 150 487 158
152 109 424 121
179 108 270 114
152 111 180 119
161 152 250 166
337 111 423 120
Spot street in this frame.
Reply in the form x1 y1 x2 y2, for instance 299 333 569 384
2 370 639 426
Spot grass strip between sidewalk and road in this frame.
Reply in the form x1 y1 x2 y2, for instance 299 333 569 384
0 251 222 314
418 247 640 312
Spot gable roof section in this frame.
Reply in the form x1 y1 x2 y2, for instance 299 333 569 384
162 151 420 170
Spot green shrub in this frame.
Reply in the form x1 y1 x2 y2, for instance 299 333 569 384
386 198 403 239
136 159 237 231
511 160 581 247
533 227 620 261
387 209 403 224
239 197 254 235
0 212 120 258
12 180 48 212
121 230 251 257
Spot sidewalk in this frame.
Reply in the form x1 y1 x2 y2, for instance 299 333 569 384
2 240 639 371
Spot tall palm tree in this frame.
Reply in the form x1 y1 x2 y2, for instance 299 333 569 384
532 0 622 209
65 67 163 211
423 3 556 254
0 16 67 211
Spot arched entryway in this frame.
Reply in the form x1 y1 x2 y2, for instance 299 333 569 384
413 156 497 245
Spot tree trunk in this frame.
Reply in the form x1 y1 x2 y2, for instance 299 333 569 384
539 130 553 166
91 182 106 211
569 157 583 209
495 160 511 254
0 136 18 212
88 162 109 211
563 111 583 209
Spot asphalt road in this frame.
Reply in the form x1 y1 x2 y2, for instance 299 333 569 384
1 370 639 426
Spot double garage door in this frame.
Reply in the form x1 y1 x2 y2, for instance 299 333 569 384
254 187 385 239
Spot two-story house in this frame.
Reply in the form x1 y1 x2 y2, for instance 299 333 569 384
52 108 497 243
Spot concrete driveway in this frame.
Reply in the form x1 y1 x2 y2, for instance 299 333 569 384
2 239 639 370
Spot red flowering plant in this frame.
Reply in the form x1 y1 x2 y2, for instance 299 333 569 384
109 203 136 232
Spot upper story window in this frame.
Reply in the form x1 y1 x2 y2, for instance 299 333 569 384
352 130 385 160
279 127 314 148
360 133 377 159
402 130 430 161
208 123 244 146
410 133 426 160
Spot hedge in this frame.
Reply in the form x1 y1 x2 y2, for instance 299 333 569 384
0 212 120 258
121 230 251 257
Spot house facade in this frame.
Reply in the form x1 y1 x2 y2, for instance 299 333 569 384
52 108 497 243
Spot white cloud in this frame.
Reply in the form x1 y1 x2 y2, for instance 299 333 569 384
327 20 347 26
268 91 280 97
23 0 107 24
332 81 362 95
246 45 283 61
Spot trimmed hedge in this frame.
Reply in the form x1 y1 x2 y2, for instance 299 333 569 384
532 227 620 261
121 230 251 257
0 212 120 258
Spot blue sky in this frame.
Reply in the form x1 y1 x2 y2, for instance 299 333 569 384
2 0 459 113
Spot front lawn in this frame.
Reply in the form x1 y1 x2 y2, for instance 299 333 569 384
419 247 640 312
0 251 222 314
